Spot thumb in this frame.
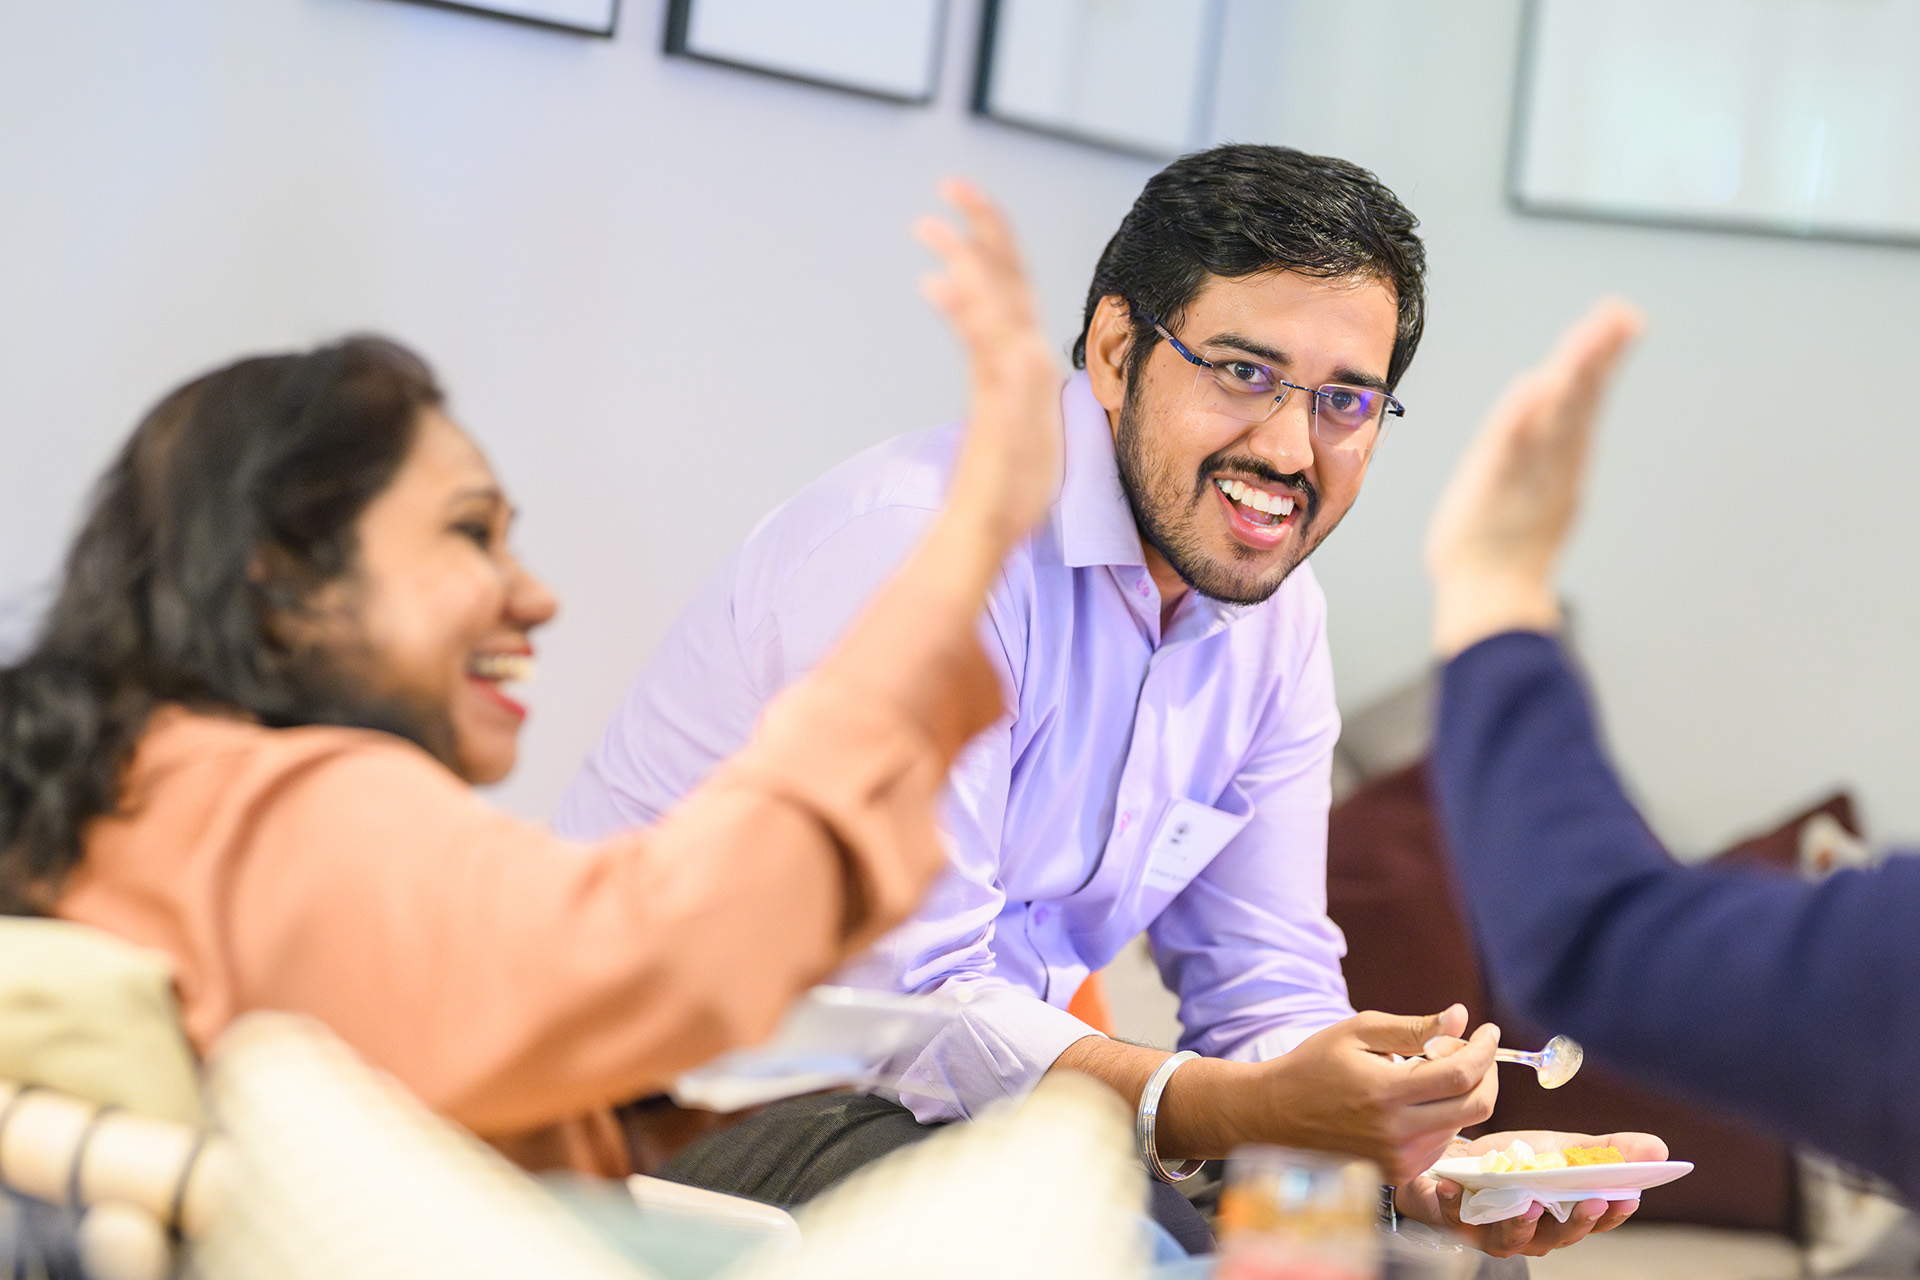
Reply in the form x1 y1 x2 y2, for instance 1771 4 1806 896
1352 1004 1468 1055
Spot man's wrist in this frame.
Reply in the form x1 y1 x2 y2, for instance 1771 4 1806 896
1137 1052 1203 1182
1151 1053 1262 1161
1431 572 1560 659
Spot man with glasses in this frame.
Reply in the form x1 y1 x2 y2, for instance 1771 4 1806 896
558 146 1643 1260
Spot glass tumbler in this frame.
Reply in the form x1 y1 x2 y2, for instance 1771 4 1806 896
1216 1146 1383 1280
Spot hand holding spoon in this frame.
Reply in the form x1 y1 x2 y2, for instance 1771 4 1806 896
1416 1032 1584 1088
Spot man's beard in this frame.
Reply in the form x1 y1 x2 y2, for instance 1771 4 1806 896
1113 375 1333 607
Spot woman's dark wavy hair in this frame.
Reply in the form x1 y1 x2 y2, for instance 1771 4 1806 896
1073 143 1427 390
0 336 443 914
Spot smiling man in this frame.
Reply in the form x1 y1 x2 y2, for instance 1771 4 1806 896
556 148 1632 1258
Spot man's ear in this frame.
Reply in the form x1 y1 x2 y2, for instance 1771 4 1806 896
1084 295 1136 416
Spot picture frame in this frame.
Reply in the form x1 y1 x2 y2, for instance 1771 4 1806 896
971 0 1225 159
663 0 948 105
1510 0 1920 248
387 0 621 38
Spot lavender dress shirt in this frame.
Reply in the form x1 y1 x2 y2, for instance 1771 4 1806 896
556 372 1355 1122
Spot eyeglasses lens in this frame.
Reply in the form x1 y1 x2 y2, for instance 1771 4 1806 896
1189 365 1386 450
1189 363 1284 424
1314 387 1384 444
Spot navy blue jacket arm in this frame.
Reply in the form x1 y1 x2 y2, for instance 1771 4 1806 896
1433 631 1920 1199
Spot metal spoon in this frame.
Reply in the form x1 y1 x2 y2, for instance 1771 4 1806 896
1497 1034 1584 1089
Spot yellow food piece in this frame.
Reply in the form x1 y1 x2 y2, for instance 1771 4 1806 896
1477 1140 1567 1173
1562 1146 1625 1166
1476 1140 1632 1173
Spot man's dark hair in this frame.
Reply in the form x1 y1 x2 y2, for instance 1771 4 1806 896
1073 143 1426 390
0 337 443 914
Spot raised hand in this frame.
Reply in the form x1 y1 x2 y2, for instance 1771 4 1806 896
914 179 1063 555
1425 299 1643 657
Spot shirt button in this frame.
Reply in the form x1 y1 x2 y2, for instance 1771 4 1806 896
1033 906 1049 924
1118 812 1131 831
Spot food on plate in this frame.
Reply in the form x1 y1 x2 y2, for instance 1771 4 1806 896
1477 1140 1561 1173
1476 1139 1628 1173
1563 1145 1625 1166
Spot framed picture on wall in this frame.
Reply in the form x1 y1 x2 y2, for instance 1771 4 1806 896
972 0 1225 158
664 0 948 105
388 0 620 37
1511 0 1920 247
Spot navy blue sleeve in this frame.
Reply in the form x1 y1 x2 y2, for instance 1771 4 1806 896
1433 630 1920 1199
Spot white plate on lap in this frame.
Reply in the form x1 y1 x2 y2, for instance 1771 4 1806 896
1427 1158 1694 1195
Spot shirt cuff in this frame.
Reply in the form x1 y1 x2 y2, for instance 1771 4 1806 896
880 985 1100 1124
1235 1021 1343 1063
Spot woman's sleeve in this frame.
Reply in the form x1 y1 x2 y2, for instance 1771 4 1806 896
222 578 1002 1137
1432 630 1920 1199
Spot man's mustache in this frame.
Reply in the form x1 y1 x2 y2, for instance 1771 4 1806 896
1198 453 1318 520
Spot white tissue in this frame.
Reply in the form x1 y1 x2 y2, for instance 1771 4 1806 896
1457 1187 1641 1226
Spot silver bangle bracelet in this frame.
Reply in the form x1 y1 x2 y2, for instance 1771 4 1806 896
1136 1050 1204 1184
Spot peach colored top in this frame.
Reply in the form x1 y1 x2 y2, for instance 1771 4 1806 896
55 580 1000 1178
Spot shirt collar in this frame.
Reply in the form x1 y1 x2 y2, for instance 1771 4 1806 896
1042 371 1147 570
1036 373 1263 637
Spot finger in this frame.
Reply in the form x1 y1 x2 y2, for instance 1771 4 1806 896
1392 1132 1462 1183
1523 1198 1607 1256
915 230 1014 347
918 266 995 347
937 177 1022 277
1591 1131 1669 1161
935 179 1025 317
913 210 961 249
1350 1005 1468 1056
1528 299 1644 449
915 212 1033 350
1594 1197 1639 1233
1391 1135 1454 1182
1464 368 1554 460
1400 1054 1500 1142
1479 1205 1544 1258
1546 297 1644 384
1533 299 1643 409
919 273 960 321
1400 1068 1498 1137
1397 1022 1499 1105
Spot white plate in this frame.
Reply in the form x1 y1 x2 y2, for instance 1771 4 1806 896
1427 1158 1694 1195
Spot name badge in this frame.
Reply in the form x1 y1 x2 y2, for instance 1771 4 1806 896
1141 799 1247 893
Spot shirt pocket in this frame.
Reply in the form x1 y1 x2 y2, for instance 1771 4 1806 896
1140 788 1254 895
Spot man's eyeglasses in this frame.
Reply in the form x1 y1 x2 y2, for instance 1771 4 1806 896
1136 306 1405 450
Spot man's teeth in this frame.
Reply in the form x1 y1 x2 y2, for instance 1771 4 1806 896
1214 478 1296 517
469 654 534 683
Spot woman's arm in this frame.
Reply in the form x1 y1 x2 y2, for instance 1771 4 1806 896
220 183 1062 1137
227 623 987 1136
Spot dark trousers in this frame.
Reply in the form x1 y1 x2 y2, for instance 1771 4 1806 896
657 1091 1217 1256
657 1092 1527 1275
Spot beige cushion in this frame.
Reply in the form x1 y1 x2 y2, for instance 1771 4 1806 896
0 918 201 1126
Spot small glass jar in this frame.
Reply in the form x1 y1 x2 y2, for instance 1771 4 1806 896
1215 1146 1383 1280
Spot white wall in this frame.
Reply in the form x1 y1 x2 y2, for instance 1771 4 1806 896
0 0 1159 820
1214 2 1920 852
3 0 1918 852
